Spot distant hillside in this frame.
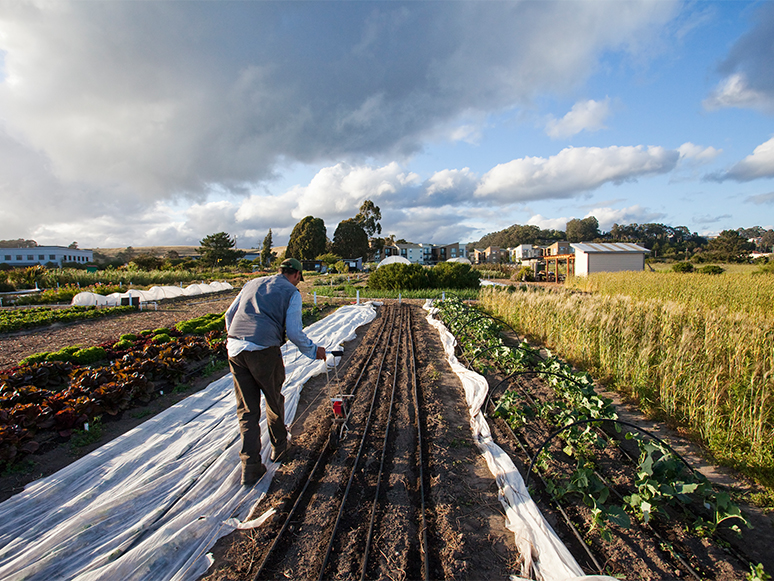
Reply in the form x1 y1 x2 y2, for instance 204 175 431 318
93 245 288 259
94 246 201 257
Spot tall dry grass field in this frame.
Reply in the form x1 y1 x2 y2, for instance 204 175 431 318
566 270 774 320
480 281 774 486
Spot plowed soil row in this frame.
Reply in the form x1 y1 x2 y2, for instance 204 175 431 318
201 303 520 580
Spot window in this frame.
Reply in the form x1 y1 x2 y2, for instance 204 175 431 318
49 255 56 260
38 254 45 260
4 255 10 261
27 255 34 260
16 255 22 261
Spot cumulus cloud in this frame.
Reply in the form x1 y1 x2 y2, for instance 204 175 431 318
0 2 676 196
704 3 774 113
703 73 773 113
583 205 667 231
475 145 679 202
545 98 611 139
708 136 774 182
677 142 722 164
527 215 570 231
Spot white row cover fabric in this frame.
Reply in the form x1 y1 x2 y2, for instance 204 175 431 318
423 300 616 581
71 281 234 307
0 303 377 581
376 255 411 268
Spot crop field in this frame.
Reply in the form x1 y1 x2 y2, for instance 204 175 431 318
1 282 772 580
481 275 774 492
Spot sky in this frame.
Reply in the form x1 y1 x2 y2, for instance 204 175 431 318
0 1 773 250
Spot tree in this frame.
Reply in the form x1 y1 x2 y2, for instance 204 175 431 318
68 241 78 249
566 216 599 243
317 252 342 267
197 232 245 266
354 199 382 237
260 229 274 268
759 229 774 253
286 216 327 260
131 253 162 271
332 219 369 259
698 230 755 263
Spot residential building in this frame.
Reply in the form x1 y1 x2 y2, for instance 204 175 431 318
545 241 571 256
472 246 507 264
0 246 93 267
374 242 467 265
510 244 544 262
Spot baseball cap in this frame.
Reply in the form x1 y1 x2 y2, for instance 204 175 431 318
280 257 304 280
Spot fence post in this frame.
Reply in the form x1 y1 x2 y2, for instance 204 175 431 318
314 291 317 305
398 292 401 304
356 290 360 305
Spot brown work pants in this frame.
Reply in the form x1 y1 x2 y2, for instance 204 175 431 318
228 346 287 466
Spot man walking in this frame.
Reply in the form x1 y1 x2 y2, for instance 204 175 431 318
225 257 326 486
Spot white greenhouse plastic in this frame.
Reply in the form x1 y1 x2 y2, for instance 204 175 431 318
0 303 377 581
71 281 234 307
375 255 411 268
423 300 617 581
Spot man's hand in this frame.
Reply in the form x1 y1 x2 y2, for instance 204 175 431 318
316 346 326 360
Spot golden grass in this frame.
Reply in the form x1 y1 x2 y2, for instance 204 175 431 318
480 285 774 487
565 269 774 320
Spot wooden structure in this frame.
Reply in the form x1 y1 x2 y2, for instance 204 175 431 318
543 253 575 282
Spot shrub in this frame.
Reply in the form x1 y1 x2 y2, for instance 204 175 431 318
672 262 694 273
113 339 134 350
699 265 724 275
368 263 429 291
152 333 172 344
427 262 481 289
512 266 534 282
119 333 138 341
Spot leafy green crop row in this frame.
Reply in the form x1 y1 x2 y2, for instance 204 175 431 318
434 297 747 544
0 305 136 334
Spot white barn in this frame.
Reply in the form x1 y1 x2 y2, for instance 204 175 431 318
571 242 649 276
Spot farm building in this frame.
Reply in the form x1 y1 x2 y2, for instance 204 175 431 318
0 246 93 267
571 242 650 276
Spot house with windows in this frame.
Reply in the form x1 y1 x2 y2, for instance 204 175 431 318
374 242 467 265
0 246 94 267
510 244 544 262
471 246 508 264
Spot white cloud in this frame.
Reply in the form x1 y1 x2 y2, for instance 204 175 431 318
705 3 774 114
677 142 722 164
527 214 570 231
583 205 667 231
710 136 774 182
545 98 611 139
475 145 679 202
703 73 774 113
424 168 478 198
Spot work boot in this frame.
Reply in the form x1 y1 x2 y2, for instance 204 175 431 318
241 462 266 486
270 441 294 463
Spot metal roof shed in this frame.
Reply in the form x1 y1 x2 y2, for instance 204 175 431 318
571 242 650 276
